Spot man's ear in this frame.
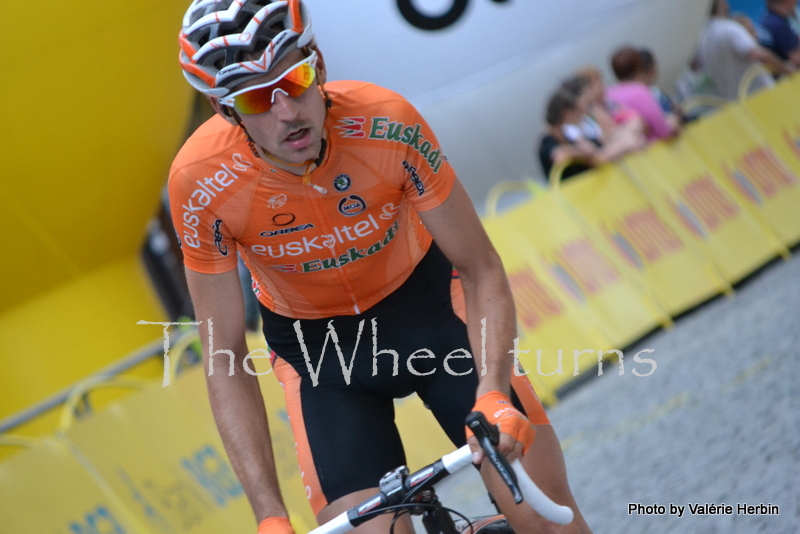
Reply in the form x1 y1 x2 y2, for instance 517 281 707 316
313 46 328 86
208 96 239 126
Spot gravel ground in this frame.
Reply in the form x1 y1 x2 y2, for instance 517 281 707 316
430 253 799 533
547 253 800 534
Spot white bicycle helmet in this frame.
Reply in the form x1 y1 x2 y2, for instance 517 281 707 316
179 0 314 98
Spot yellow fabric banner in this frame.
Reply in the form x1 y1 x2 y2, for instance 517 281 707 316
483 190 665 395
681 104 800 248
172 333 456 527
0 436 145 533
484 213 608 399
169 349 318 533
501 190 666 348
58 379 270 534
738 76 800 245
623 138 784 283
559 165 729 316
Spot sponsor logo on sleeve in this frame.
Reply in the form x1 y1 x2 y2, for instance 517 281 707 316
367 117 447 173
338 194 367 216
212 219 228 256
179 154 253 249
402 160 425 196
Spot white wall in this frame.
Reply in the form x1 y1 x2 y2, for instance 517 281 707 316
307 0 713 202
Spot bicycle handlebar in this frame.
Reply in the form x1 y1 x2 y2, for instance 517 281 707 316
309 413 574 534
510 457 574 525
441 446 574 526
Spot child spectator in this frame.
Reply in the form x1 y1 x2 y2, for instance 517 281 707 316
639 48 679 115
577 66 643 131
559 75 605 144
607 45 681 141
537 89 645 182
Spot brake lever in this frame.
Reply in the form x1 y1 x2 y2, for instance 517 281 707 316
466 411 524 504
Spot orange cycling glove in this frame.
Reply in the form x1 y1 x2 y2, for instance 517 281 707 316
258 517 295 534
467 390 536 455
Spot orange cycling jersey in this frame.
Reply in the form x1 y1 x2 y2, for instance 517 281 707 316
168 81 456 319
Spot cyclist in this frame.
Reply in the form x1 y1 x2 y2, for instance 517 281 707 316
170 1 591 532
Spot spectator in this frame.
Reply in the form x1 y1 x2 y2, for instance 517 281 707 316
638 48 680 116
537 89 644 182
607 45 680 141
760 0 800 66
698 0 792 100
562 72 647 149
559 75 605 144
732 13 759 39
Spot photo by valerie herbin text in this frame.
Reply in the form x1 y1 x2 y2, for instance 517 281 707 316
628 502 780 518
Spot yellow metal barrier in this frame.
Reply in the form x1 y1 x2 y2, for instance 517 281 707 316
484 178 542 219
738 63 775 101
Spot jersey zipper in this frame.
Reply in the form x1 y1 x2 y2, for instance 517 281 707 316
302 176 363 315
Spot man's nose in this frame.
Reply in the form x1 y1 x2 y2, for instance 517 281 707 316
271 89 300 120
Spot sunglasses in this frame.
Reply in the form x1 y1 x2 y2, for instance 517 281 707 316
219 51 318 115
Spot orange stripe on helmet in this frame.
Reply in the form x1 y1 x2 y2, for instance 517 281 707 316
178 50 216 87
178 33 198 57
288 0 304 33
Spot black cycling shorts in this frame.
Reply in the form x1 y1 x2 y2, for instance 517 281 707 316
259 242 549 515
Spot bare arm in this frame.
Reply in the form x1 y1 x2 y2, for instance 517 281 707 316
185 267 287 523
749 46 796 74
788 48 800 69
417 180 516 397
551 142 598 168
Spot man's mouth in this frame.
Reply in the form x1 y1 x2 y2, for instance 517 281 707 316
286 128 309 142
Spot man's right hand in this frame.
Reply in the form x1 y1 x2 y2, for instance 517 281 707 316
258 516 296 534
466 390 536 464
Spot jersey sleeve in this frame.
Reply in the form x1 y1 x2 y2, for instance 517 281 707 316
384 99 457 212
727 20 758 57
168 167 239 274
